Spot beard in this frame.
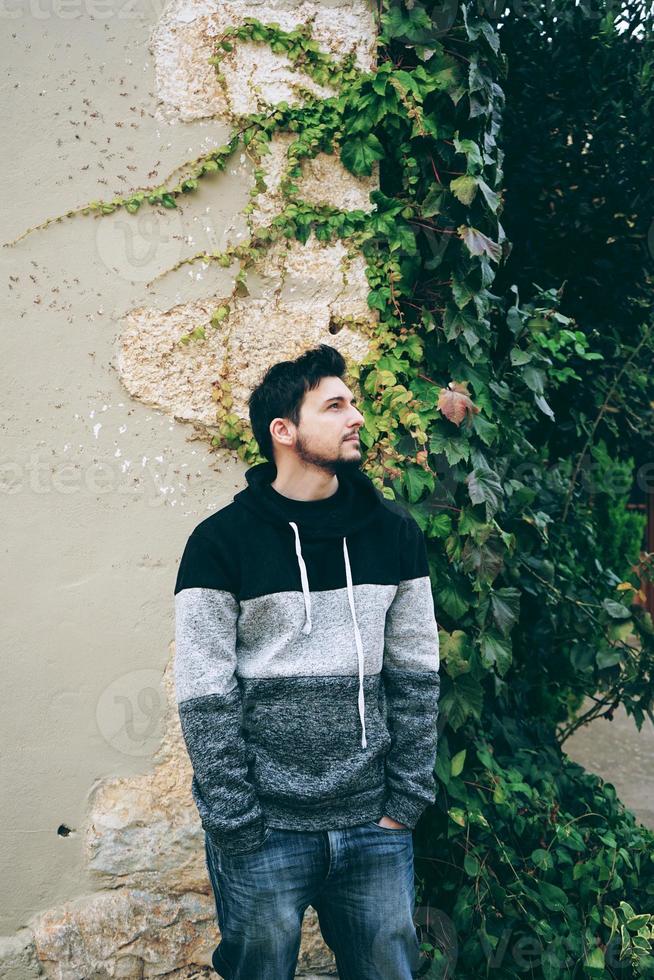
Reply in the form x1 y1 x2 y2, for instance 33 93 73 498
294 432 363 477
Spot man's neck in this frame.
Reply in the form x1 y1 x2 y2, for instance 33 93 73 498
271 467 339 503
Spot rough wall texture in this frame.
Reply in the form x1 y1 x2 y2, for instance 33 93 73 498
0 0 377 977
29 663 339 979
151 0 376 122
118 1 379 436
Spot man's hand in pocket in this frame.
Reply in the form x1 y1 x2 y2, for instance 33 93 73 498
377 815 409 829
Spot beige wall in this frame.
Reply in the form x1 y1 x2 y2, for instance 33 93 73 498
1 0 377 975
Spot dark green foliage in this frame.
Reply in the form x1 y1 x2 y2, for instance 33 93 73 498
413 715 654 977
495 0 654 466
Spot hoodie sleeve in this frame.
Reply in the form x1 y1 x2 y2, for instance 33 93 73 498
174 528 267 855
382 515 441 829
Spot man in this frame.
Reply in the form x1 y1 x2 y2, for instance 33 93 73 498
174 344 441 979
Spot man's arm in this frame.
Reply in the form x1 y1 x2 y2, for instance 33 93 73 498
381 515 441 829
174 529 266 855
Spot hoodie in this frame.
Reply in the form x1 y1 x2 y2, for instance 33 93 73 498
173 460 441 855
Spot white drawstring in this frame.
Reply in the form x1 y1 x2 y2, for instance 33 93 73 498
289 521 312 634
288 522 368 749
343 536 368 749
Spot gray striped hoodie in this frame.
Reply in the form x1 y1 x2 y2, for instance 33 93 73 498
173 460 441 855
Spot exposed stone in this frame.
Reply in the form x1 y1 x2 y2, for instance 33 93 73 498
86 659 209 897
294 908 338 975
122 0 380 433
31 887 215 980
300 150 378 214
249 132 377 228
115 235 375 429
0 929 44 979
115 298 229 427
151 0 376 123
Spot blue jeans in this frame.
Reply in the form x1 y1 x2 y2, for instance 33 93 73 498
204 821 425 980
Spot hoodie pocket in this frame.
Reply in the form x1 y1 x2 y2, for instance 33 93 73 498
243 677 392 805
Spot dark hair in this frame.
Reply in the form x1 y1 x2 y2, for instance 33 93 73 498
248 344 348 462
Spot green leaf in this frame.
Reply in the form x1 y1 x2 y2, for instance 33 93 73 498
390 223 418 255
463 852 480 876
440 673 484 729
466 465 504 514
608 618 634 643
583 946 605 974
534 394 555 420
506 306 522 334
522 366 545 394
602 598 632 619
440 629 472 678
340 134 384 176
477 178 501 212
367 287 391 311
453 137 483 172
531 848 554 871
471 414 498 446
381 3 433 44
480 629 513 676
538 881 568 914
403 463 434 503
438 585 471 622
451 749 467 777
421 184 447 218
596 647 621 668
430 429 470 465
490 587 521 636
443 305 481 345
449 806 466 827
450 175 478 205
210 304 230 326
428 512 453 538
510 348 532 365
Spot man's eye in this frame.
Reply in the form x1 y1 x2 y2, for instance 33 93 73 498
330 403 340 409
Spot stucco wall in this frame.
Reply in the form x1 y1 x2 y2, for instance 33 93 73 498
1 0 377 976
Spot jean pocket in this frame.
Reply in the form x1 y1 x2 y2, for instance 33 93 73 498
368 819 412 833
223 826 274 857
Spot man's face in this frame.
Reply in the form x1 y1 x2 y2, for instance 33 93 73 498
290 376 365 475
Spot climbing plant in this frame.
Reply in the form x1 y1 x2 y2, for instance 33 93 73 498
6 0 654 975
495 0 654 468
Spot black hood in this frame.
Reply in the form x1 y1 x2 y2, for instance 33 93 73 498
233 460 384 540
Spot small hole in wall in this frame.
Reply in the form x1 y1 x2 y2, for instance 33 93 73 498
57 824 74 837
328 317 344 335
